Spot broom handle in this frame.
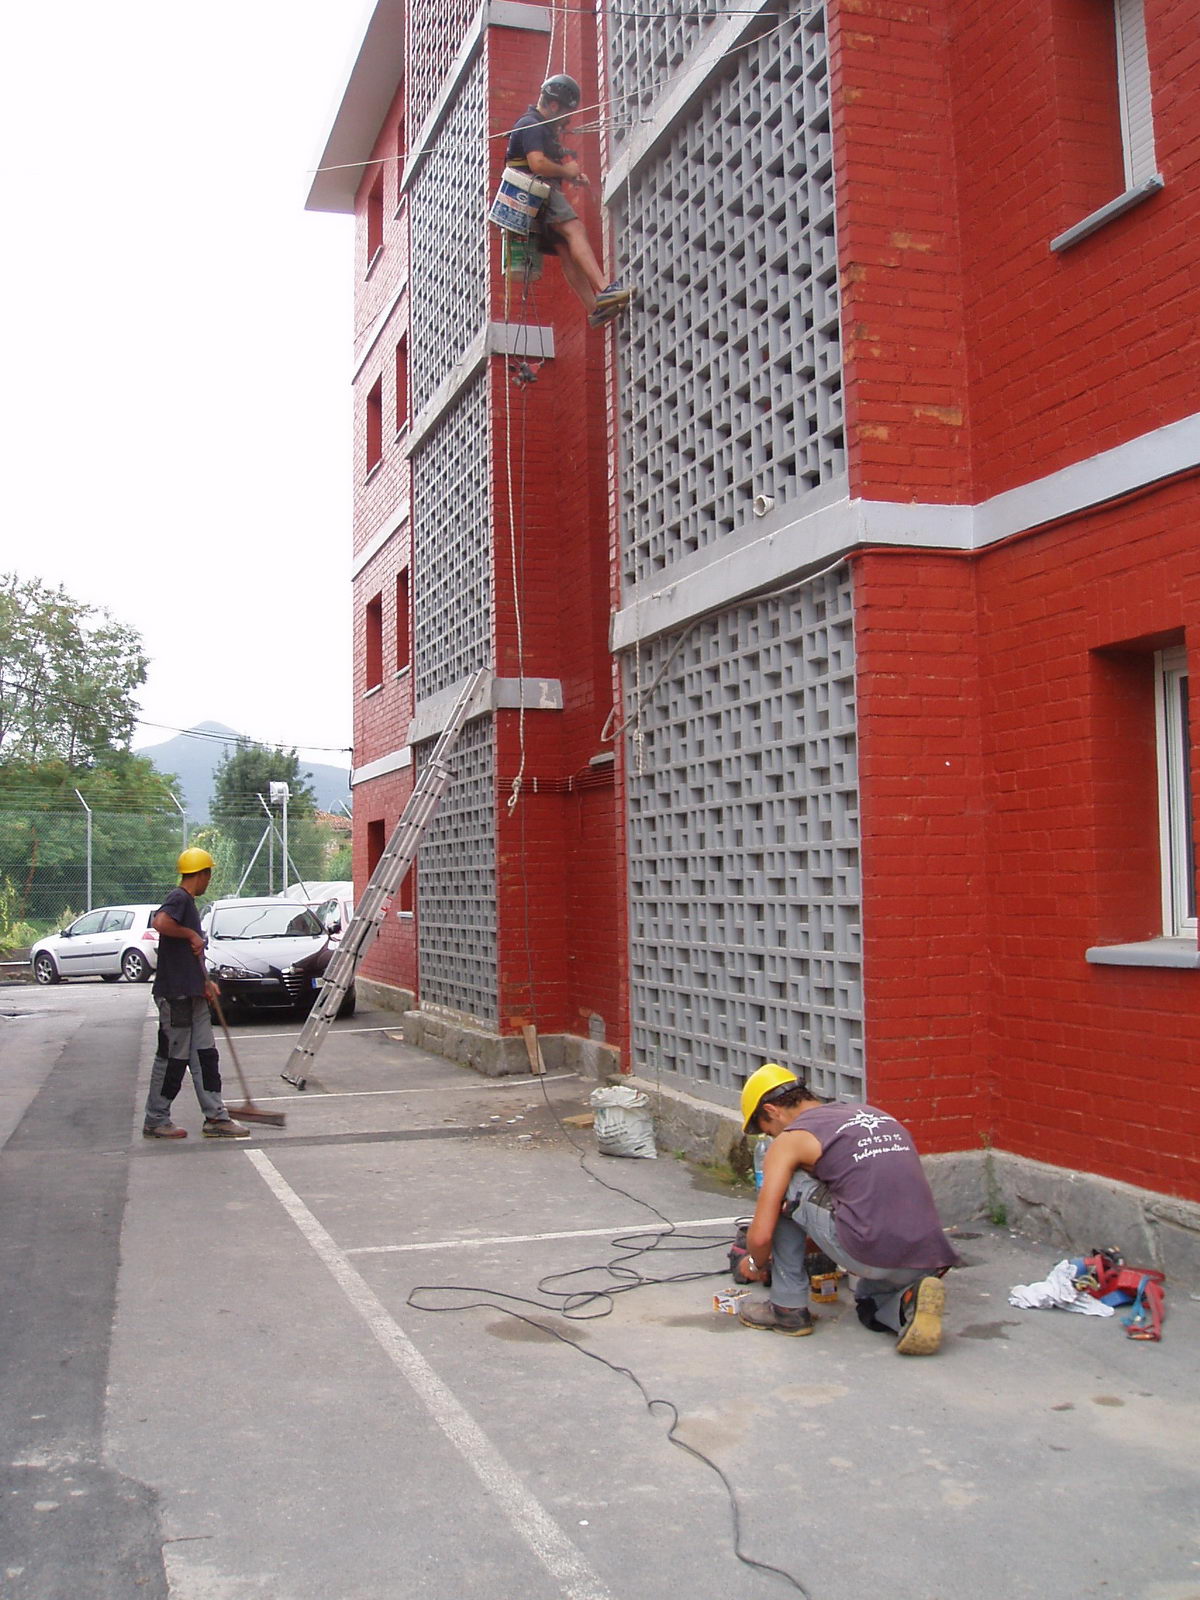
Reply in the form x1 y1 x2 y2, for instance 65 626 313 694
208 982 254 1105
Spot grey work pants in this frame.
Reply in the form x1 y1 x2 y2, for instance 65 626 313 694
768 1170 926 1333
143 996 228 1127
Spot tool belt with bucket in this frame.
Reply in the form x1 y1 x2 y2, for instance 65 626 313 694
489 167 551 235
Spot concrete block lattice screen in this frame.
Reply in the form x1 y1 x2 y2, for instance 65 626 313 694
625 573 863 1102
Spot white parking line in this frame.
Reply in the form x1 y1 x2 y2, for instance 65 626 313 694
347 1216 742 1255
224 1025 405 1041
246 1150 616 1600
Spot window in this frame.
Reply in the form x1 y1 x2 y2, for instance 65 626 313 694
396 568 410 673
365 377 383 476
367 819 386 877
1114 0 1156 187
365 592 383 691
1156 648 1195 936
102 909 134 932
366 171 384 270
398 866 415 916
395 336 409 436
1050 0 1161 251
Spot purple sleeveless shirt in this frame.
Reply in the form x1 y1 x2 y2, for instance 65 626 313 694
785 1103 959 1270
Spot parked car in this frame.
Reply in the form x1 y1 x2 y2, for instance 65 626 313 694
31 905 160 985
283 880 354 940
201 896 356 1017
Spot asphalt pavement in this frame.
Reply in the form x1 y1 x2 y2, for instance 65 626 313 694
2 981 1199 1600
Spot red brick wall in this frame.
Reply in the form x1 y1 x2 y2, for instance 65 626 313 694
853 550 989 1149
346 19 624 1049
832 0 1200 507
488 19 626 1052
857 475 1200 1200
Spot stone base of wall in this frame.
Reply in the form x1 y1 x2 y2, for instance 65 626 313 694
396 1004 621 1081
356 977 416 1015
629 1074 1200 1289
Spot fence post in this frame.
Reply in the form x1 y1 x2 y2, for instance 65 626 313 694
73 790 93 911
169 791 187 853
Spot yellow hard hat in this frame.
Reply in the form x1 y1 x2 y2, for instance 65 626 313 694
177 847 215 876
740 1062 798 1131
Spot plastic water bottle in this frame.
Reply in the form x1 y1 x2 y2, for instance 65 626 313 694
752 1135 768 1190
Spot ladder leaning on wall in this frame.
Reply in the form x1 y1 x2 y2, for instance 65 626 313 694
280 668 490 1091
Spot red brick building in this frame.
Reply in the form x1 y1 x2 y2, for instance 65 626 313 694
310 0 1200 1246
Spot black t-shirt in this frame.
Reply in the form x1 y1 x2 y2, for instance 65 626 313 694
506 106 566 169
152 886 207 999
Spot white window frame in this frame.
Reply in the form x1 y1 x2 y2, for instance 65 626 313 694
1155 647 1196 938
1114 0 1157 188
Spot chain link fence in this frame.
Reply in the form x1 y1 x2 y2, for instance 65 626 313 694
0 809 352 950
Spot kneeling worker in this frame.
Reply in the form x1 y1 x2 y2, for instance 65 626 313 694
505 74 635 327
737 1065 959 1354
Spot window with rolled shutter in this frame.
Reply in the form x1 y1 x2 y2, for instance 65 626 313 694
1114 0 1157 187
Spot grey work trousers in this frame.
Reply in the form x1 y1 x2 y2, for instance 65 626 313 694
143 996 228 1128
769 1170 926 1333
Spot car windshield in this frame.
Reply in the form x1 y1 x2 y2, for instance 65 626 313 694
209 905 325 940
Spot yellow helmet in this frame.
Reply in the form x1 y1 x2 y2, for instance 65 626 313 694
177 847 215 876
740 1062 798 1131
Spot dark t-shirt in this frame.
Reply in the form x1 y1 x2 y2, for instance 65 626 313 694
786 1102 960 1271
151 886 207 999
506 106 566 169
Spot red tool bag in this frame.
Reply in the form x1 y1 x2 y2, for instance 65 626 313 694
1077 1250 1166 1341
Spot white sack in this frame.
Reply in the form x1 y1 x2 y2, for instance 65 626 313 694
589 1085 657 1159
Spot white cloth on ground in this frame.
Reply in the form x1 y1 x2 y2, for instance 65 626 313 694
1008 1259 1115 1315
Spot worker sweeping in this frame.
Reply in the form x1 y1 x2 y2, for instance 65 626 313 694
141 848 249 1140
504 74 635 327
736 1065 960 1353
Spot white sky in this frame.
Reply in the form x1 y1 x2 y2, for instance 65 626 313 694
0 0 371 761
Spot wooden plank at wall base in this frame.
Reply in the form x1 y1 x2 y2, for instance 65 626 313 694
522 1024 546 1074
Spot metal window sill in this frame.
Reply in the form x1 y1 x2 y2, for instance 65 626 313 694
362 683 383 700
1085 936 1200 969
1050 175 1164 253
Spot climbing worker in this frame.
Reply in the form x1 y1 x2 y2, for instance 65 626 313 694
505 73 635 327
141 848 248 1141
736 1064 959 1353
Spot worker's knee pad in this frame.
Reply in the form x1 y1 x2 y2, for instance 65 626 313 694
161 1057 188 1100
155 1025 169 1061
197 1048 221 1093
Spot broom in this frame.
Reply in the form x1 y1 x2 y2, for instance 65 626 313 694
208 984 286 1128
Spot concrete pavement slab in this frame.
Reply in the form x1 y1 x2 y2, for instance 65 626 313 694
104 1007 1200 1600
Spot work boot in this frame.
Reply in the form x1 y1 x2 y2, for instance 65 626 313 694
895 1275 945 1356
737 1300 815 1336
143 1122 187 1139
202 1117 251 1139
587 281 635 327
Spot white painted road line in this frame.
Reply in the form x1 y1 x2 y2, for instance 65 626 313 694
236 1073 576 1104
246 1150 617 1600
347 1215 742 1255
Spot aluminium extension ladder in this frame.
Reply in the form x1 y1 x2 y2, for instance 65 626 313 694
281 669 490 1091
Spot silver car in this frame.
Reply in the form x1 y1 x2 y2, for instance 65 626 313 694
30 904 160 985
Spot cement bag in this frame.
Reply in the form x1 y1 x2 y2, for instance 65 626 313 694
589 1085 657 1159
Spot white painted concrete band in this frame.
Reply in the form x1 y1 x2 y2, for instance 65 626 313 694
246 1149 617 1600
612 409 1200 650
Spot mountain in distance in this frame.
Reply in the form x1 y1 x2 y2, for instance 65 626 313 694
135 722 351 820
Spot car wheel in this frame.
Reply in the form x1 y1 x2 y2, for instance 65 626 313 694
122 948 151 983
336 985 357 1020
101 973 121 983
32 952 60 985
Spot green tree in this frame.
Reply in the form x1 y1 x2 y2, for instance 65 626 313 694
210 744 318 825
0 753 183 926
0 574 148 763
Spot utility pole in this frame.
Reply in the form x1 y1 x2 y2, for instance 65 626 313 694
73 790 93 911
270 782 290 893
